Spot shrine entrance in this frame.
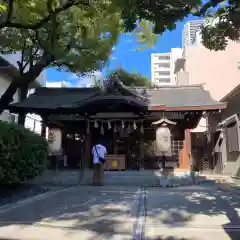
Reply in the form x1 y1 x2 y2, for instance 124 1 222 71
90 120 143 171
61 123 86 170
8 76 227 173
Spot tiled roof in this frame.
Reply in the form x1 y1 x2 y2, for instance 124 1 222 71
131 85 222 107
9 84 226 112
9 87 99 110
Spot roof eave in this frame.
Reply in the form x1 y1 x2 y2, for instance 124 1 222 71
221 84 240 102
148 103 227 111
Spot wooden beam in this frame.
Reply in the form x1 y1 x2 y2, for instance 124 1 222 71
149 104 227 111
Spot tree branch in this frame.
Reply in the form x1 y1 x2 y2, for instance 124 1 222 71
0 52 55 112
50 14 58 56
6 0 14 23
29 47 34 71
17 40 27 72
0 0 90 30
47 0 54 14
197 0 224 16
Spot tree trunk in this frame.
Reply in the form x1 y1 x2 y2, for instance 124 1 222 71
0 53 54 114
18 85 28 125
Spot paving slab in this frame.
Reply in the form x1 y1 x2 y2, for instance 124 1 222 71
1 184 240 240
145 186 240 240
0 186 139 240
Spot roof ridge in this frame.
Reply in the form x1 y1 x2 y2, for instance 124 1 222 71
151 84 204 89
128 84 205 90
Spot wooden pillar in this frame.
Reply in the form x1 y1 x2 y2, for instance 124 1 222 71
41 115 48 138
113 123 117 154
139 121 144 170
84 120 92 169
179 129 191 169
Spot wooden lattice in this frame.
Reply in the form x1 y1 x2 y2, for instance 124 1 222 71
171 140 184 164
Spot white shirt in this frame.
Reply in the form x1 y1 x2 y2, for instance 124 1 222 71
92 144 107 164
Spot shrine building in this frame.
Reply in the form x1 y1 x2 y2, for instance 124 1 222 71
8 77 227 171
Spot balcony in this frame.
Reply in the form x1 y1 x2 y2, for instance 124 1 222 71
154 70 170 76
154 76 171 85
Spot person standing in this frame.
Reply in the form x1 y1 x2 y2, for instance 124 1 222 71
92 139 107 186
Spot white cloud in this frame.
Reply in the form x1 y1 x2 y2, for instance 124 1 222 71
111 56 117 61
69 73 79 80
76 70 103 87
45 71 103 89
46 81 72 88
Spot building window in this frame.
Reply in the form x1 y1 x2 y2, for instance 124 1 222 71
158 56 170 61
158 78 171 83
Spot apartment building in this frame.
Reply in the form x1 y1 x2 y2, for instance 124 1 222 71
175 40 240 102
46 81 69 88
151 48 183 86
182 20 204 47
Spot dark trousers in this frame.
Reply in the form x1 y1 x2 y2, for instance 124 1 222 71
93 163 104 185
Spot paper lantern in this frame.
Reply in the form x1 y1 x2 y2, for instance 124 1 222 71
156 126 172 156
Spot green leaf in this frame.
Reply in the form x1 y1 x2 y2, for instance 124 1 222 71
0 3 8 12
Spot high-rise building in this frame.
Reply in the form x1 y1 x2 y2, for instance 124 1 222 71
182 20 204 47
151 48 183 86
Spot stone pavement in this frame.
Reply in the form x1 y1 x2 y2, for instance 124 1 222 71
145 186 240 240
0 185 139 240
0 185 240 240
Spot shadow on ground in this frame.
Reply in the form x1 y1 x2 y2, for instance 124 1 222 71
0 186 239 239
0 186 138 239
146 187 240 240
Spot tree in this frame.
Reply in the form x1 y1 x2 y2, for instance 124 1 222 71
108 68 151 87
197 0 240 51
0 0 203 114
0 1 121 116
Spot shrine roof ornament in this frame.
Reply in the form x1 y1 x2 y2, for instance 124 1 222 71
152 117 177 126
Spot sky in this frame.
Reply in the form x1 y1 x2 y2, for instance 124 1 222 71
46 15 201 87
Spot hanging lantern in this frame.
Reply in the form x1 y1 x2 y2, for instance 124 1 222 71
108 121 111 129
121 120 125 129
100 123 104 135
86 121 90 134
127 122 131 133
140 123 144 133
133 121 137 130
94 120 98 128
184 114 191 123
